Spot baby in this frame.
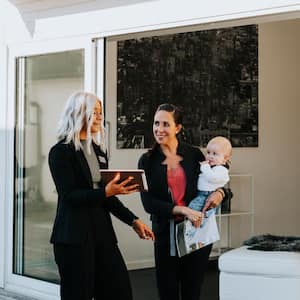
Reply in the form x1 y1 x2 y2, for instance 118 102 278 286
189 136 232 226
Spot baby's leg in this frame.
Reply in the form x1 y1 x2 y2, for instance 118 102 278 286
188 194 204 211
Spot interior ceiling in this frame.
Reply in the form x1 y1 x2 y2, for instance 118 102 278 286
8 0 154 34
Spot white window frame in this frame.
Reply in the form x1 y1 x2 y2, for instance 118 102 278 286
0 43 8 290
4 36 104 299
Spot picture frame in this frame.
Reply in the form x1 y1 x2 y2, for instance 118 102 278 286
117 25 258 148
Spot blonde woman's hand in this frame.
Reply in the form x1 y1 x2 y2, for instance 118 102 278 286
132 219 155 240
105 173 139 197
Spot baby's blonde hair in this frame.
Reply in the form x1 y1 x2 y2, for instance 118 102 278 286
207 136 232 159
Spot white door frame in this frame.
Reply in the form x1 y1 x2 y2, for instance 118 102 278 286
0 43 8 289
4 35 103 299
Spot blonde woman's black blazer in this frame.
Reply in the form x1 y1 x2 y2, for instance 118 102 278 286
48 141 137 245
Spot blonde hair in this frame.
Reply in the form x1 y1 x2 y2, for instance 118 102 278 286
57 91 106 153
208 136 232 159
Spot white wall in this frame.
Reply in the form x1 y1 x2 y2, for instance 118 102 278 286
0 3 7 288
1 0 300 44
228 19 300 236
0 51 6 288
0 0 31 43
28 1 300 41
253 19 300 234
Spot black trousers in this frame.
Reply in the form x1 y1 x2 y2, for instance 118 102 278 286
154 242 212 300
53 241 132 300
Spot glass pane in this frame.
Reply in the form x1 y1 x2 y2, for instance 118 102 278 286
14 50 84 283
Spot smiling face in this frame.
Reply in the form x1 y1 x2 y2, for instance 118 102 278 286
91 100 102 134
153 110 182 146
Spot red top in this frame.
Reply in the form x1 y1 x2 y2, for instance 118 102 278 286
167 165 186 208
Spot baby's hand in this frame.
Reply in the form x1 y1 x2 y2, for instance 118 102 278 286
200 160 209 165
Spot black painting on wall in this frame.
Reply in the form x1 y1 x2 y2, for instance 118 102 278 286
117 25 258 148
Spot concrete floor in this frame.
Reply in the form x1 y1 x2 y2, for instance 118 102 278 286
0 262 219 300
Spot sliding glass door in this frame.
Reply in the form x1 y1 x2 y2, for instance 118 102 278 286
14 50 85 282
6 37 102 298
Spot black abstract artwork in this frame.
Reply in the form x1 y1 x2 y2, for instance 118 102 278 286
117 25 258 148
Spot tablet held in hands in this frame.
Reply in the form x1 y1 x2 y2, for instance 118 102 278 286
100 169 148 192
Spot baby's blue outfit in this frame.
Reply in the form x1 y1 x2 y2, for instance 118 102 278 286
188 191 217 227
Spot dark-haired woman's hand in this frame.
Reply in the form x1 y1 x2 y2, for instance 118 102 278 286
202 190 223 214
173 206 203 228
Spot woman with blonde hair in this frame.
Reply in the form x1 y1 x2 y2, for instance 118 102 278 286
49 91 154 300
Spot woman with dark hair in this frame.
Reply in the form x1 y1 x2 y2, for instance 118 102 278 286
49 91 154 300
138 103 225 300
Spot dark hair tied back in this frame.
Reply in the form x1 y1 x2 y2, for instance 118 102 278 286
156 103 183 126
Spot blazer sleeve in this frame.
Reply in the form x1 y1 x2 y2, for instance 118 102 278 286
138 154 175 218
48 144 106 207
105 196 138 225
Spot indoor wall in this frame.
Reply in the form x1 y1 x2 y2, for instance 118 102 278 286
104 18 300 268
254 19 300 234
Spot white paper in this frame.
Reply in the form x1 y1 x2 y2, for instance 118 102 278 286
176 212 220 257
